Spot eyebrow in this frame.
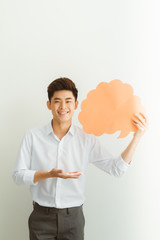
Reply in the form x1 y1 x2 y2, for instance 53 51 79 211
53 97 73 100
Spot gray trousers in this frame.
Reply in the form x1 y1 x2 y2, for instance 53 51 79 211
28 202 85 240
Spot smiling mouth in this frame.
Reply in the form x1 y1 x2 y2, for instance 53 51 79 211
58 111 69 115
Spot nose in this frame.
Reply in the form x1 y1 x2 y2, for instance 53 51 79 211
59 101 66 109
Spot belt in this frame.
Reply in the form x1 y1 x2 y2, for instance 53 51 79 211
33 201 82 214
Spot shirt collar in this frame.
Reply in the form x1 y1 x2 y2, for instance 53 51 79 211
45 119 74 136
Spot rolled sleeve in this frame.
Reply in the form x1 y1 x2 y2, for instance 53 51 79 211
23 170 38 185
12 131 38 186
115 155 130 172
88 135 131 177
12 169 38 186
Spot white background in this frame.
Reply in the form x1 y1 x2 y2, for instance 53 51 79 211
0 0 160 239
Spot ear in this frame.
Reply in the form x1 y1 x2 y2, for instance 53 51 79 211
47 100 51 110
75 100 79 110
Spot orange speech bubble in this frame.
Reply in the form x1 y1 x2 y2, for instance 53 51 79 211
78 79 146 138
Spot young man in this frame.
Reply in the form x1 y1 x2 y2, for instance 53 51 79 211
12 77 148 240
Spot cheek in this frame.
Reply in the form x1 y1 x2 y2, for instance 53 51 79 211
70 102 76 108
51 108 58 113
70 105 76 112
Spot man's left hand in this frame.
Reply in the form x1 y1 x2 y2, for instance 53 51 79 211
132 112 149 138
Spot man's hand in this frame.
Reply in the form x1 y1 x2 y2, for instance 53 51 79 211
33 169 82 183
49 168 82 179
132 112 149 138
121 112 149 164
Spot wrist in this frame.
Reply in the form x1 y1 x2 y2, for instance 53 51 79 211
48 170 55 178
48 171 52 178
134 130 144 139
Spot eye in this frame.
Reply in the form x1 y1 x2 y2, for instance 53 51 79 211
66 101 71 103
55 101 60 103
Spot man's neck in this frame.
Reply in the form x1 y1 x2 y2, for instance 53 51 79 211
51 119 72 138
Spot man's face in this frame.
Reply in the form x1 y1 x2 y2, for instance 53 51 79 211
47 90 78 124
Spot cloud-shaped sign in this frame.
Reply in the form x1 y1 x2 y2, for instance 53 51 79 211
78 79 146 138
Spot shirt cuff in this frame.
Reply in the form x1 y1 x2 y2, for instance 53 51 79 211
23 170 38 186
115 155 131 172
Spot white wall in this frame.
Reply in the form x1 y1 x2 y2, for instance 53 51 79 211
1 0 160 239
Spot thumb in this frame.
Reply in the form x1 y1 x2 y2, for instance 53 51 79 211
57 169 63 173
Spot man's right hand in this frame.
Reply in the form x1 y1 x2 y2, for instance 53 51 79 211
34 168 82 183
49 168 82 179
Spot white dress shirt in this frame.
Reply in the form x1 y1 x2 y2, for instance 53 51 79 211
12 120 130 208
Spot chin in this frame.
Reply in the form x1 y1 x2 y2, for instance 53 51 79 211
58 118 72 123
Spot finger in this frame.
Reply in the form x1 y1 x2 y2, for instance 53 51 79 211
66 173 82 177
132 122 145 131
132 120 145 129
70 176 81 179
132 118 144 128
140 112 148 124
134 113 146 124
67 174 82 177
67 172 82 175
139 112 147 119
68 176 80 178
62 175 80 179
59 172 82 179
139 112 148 123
